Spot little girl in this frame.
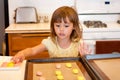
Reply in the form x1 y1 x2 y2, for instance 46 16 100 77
12 6 91 63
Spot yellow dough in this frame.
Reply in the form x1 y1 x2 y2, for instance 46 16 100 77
7 62 14 67
57 75 64 80
66 63 72 68
72 68 79 74
77 76 84 80
55 70 62 76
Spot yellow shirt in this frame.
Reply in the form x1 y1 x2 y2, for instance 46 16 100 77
42 37 80 58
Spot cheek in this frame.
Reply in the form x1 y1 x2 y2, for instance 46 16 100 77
54 27 59 34
68 27 74 32
65 29 73 35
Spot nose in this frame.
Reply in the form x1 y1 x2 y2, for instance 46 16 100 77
60 26 64 31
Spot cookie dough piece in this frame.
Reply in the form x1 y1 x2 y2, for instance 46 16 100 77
56 64 61 69
0 62 8 67
57 75 64 80
55 70 62 76
66 63 72 68
36 71 43 76
7 62 14 67
77 76 84 80
72 68 79 74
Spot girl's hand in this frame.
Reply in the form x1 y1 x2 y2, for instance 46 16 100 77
11 51 25 63
78 41 92 56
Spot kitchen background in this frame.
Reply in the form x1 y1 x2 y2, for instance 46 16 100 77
8 0 120 54
8 0 120 24
0 0 120 55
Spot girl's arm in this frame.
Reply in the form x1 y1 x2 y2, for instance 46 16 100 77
31 43 47 56
11 43 47 63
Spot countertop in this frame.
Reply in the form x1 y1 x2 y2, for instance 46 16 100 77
5 23 50 33
5 22 120 34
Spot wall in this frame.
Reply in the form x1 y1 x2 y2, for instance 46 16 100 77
8 0 74 24
8 0 120 24
76 0 120 22
76 0 120 14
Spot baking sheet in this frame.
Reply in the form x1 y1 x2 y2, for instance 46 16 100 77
94 59 120 80
33 62 85 80
25 57 93 80
83 54 120 80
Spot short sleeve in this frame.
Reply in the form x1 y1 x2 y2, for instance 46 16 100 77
42 37 51 49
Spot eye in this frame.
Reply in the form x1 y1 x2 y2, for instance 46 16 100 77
65 24 69 27
56 24 60 27
54 23 60 27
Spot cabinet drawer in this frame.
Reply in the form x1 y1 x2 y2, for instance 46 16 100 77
8 33 50 59
9 33 49 51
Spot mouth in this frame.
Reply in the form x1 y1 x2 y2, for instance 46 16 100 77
59 33 65 36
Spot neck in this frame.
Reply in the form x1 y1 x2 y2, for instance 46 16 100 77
57 38 71 49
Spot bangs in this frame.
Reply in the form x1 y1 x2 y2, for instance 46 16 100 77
54 17 70 23
53 12 71 23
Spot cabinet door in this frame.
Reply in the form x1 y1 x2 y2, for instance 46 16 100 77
96 40 120 54
8 33 50 59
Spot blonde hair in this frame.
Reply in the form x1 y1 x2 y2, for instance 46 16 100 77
50 6 83 43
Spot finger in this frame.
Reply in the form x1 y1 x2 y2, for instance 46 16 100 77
79 48 85 56
11 57 20 63
79 44 85 55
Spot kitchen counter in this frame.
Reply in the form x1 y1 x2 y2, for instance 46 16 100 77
5 23 50 33
5 22 120 33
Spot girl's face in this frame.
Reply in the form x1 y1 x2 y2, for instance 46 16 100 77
54 17 74 40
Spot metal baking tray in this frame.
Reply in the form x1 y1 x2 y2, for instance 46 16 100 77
82 53 120 80
25 57 99 80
